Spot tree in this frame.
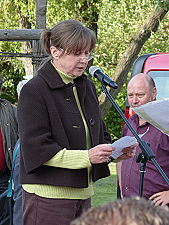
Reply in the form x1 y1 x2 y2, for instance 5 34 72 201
99 4 169 117
0 0 169 138
94 0 169 138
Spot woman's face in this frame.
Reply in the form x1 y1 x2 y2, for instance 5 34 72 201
51 47 92 77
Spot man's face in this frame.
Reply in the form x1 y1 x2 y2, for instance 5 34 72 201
127 78 156 108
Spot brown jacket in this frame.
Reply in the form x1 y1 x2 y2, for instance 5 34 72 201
18 61 111 188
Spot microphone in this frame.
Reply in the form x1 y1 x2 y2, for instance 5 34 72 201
89 66 118 89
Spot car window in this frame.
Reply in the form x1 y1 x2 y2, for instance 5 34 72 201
148 71 169 99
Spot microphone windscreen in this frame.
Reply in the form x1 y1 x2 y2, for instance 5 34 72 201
88 66 100 77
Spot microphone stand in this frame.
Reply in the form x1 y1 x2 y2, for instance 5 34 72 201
101 84 169 197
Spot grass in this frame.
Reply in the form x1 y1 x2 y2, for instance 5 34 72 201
91 163 117 207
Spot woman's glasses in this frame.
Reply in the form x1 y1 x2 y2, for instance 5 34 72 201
59 48 93 61
76 55 93 61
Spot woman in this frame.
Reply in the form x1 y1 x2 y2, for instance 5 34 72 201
17 19 135 225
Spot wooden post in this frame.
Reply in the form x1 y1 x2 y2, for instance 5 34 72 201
0 29 42 41
32 0 47 75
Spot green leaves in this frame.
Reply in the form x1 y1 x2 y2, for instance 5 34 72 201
0 0 169 134
150 0 169 10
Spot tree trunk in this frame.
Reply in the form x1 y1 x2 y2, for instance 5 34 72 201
32 0 47 75
99 6 169 117
74 0 99 35
14 0 47 76
0 29 42 41
15 4 33 76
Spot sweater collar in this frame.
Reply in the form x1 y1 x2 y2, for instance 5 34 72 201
50 60 75 85
38 60 87 89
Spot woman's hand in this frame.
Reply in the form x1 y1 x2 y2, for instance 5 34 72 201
149 190 169 206
88 143 137 164
88 144 115 164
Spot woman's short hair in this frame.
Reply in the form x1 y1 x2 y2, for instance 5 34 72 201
40 20 96 55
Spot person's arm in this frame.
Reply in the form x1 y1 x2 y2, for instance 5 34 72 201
44 148 91 169
45 144 116 168
17 81 63 174
149 190 169 206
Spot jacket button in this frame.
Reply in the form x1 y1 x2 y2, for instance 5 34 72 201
89 118 95 126
72 125 80 129
65 98 71 101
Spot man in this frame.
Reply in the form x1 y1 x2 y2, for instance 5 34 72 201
0 76 18 225
117 73 169 206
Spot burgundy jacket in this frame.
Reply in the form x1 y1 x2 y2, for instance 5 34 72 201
17 61 111 188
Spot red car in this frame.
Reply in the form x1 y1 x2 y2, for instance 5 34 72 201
124 52 169 119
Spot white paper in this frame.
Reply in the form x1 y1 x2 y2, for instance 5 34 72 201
110 128 149 159
132 98 169 136
110 136 137 159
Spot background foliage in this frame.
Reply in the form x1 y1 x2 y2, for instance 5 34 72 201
0 0 169 138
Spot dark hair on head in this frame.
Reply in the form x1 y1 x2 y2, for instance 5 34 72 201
40 19 96 55
40 29 51 54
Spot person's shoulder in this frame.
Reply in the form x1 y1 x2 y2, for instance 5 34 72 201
37 59 56 79
0 98 14 107
122 114 138 133
123 114 138 127
83 73 96 88
20 75 43 93
0 98 17 115
75 73 95 88
130 113 137 119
